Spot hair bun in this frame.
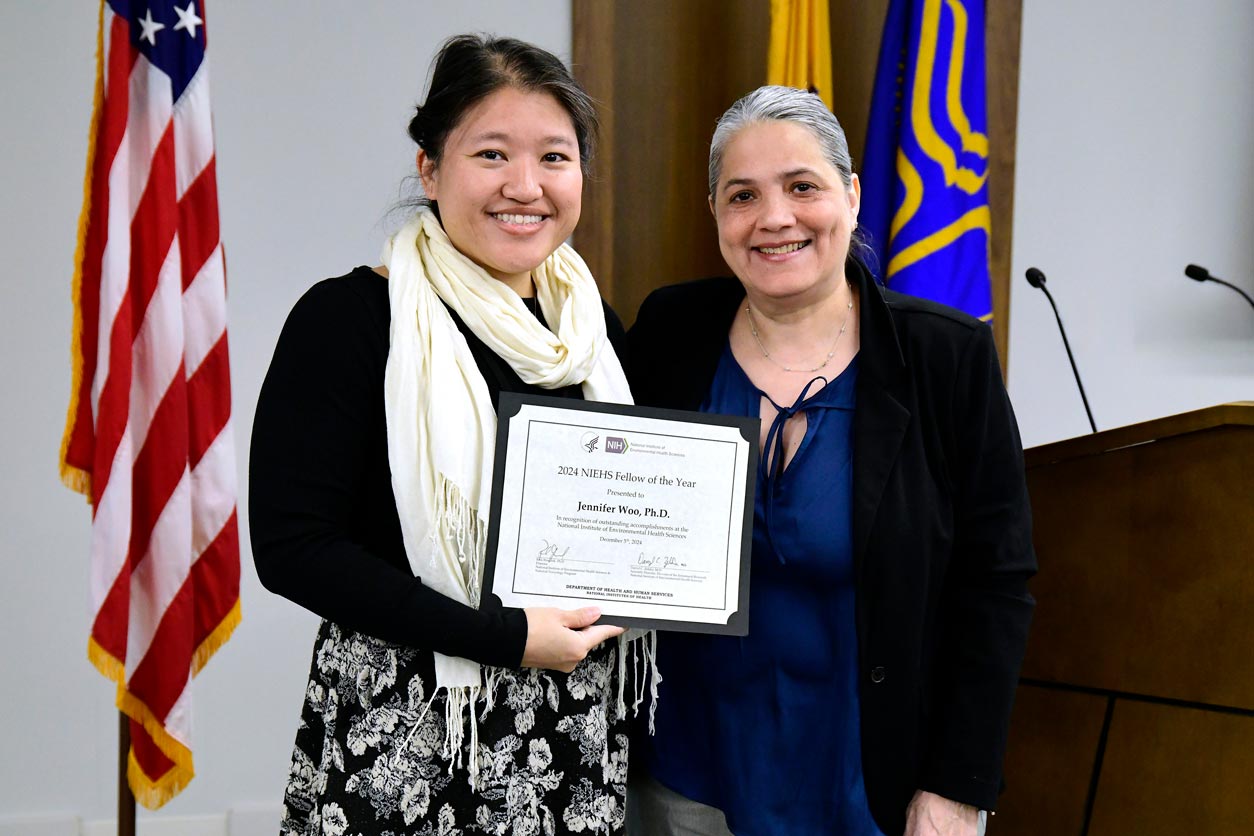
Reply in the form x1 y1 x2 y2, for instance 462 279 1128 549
405 35 597 170
407 107 427 146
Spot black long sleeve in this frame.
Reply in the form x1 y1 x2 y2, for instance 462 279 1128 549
249 268 528 668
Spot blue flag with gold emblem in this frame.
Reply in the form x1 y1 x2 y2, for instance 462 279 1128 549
860 0 992 320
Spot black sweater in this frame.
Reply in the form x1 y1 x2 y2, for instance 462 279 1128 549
249 266 625 668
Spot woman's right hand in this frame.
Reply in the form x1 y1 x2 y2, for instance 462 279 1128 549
521 607 625 673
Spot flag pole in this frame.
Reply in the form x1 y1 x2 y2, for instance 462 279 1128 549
118 712 136 836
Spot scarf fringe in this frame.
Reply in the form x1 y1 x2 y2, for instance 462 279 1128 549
427 631 658 790
441 686 476 776
614 630 661 734
430 475 488 605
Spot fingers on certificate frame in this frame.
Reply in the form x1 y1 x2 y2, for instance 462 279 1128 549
482 393 758 636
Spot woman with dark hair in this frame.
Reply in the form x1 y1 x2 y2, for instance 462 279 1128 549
625 86 1036 836
251 35 651 836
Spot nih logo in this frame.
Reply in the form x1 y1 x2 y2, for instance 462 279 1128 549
605 436 629 454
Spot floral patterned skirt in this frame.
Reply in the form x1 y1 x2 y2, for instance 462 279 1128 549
280 620 634 836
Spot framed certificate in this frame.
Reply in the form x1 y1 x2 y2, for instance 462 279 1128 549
482 393 758 635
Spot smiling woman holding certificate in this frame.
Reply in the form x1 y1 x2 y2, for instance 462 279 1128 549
250 35 650 835
626 87 1036 836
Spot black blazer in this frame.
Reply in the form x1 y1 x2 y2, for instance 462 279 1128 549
626 260 1036 835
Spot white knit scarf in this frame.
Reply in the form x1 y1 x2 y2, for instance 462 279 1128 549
382 209 656 781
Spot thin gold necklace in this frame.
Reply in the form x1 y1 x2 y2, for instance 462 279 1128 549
745 280 854 373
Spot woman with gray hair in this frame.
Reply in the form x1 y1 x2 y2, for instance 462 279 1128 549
625 85 1036 835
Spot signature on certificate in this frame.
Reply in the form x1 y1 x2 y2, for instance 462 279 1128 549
637 552 684 569
538 540 571 561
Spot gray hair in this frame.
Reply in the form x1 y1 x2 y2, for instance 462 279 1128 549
708 85 854 198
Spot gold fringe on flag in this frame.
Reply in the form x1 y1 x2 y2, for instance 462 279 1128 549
60 0 106 501
88 596 241 810
118 688 196 809
89 637 195 810
127 748 193 812
193 599 242 675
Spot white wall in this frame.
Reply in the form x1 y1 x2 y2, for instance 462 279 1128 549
0 1 569 831
1008 0 1254 446
3 0 1252 830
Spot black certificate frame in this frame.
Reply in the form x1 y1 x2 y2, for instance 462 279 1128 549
482 392 758 635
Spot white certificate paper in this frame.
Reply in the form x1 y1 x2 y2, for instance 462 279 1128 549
483 393 758 634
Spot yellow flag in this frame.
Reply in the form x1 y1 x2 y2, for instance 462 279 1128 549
767 0 834 108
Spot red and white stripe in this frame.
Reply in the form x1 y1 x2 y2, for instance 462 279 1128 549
63 3 239 808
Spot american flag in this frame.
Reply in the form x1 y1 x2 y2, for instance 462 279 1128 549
60 0 239 809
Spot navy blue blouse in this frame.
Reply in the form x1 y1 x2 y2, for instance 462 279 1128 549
645 344 884 836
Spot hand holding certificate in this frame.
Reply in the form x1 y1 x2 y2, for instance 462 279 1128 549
483 394 758 634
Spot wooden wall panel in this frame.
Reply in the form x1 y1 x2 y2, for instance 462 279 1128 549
570 4 618 304
573 0 769 324
573 0 1020 374
1089 702 1254 835
828 0 889 169
986 0 1023 377
994 685 1107 835
998 688 1254 835
573 1 1020 375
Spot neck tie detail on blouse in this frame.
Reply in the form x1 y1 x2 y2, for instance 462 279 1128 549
760 375 831 564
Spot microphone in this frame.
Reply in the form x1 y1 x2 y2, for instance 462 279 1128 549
1024 267 1098 434
1184 264 1254 310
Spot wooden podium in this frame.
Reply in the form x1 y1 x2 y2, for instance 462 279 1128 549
995 403 1254 835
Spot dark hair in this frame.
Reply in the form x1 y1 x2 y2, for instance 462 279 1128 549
409 34 598 176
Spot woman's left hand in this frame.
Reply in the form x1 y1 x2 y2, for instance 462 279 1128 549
903 790 980 836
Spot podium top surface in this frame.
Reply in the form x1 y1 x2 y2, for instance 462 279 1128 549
1024 401 1254 469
